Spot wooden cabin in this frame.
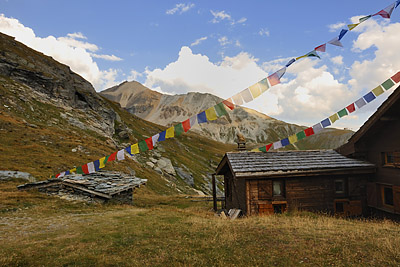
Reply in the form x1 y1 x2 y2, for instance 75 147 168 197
215 150 375 216
338 84 400 216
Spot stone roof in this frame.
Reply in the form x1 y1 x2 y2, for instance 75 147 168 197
220 150 375 177
18 171 147 198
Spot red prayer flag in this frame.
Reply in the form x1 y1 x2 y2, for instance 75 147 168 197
392 72 400 83
82 164 89 174
223 98 235 110
55 173 61 178
182 119 191 132
346 103 356 113
315 44 326 52
267 73 280 86
304 127 315 137
108 151 117 162
145 137 154 150
265 143 273 152
374 10 390 18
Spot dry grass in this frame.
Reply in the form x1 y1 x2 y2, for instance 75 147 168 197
1 180 400 266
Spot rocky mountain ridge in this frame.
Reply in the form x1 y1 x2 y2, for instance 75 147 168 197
101 81 354 148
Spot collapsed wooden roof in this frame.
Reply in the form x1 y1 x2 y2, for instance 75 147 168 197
216 150 375 178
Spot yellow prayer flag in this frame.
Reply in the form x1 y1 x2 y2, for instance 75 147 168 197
131 143 139 154
372 86 384 97
296 54 307 61
99 157 106 168
329 113 339 124
348 23 359 30
288 134 298 144
249 83 261 98
205 107 218 121
251 148 261 152
166 126 175 138
70 168 76 173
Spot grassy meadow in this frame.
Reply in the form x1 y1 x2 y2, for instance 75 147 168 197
1 179 400 266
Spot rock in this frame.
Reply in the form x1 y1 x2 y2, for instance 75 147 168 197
146 162 155 168
0 171 36 182
152 151 162 159
175 167 194 186
157 157 176 176
118 130 129 139
149 157 157 164
154 167 163 175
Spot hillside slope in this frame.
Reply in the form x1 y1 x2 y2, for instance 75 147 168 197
101 81 354 148
0 32 235 195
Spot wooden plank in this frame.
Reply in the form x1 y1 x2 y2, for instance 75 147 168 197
366 182 377 208
393 185 400 214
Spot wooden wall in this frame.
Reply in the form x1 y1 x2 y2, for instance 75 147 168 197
244 175 368 216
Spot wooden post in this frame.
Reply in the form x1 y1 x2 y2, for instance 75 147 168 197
212 173 217 211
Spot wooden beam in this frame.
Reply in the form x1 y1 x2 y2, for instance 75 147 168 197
212 173 217 211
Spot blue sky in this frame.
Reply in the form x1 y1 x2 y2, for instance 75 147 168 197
1 0 400 130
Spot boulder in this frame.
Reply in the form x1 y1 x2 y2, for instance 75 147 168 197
157 157 176 176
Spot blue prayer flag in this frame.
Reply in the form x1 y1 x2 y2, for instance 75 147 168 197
197 111 208 123
125 146 132 155
65 170 70 175
158 131 166 141
94 160 100 171
285 58 296 67
363 92 376 103
321 118 331 128
281 138 290 147
338 29 348 40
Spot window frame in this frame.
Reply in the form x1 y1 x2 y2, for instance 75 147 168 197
334 179 346 194
382 185 394 207
272 180 285 198
382 151 400 168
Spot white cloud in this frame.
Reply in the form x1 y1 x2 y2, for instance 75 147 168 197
91 53 123 61
144 46 266 96
190 36 207 46
328 22 346 32
166 3 195 15
218 36 230 46
210 10 246 25
210 10 231 23
259 28 270 37
128 70 143 81
235 40 241 47
330 55 343 65
236 17 247 24
0 14 121 91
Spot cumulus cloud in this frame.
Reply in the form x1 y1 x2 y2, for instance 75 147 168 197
190 36 207 46
330 55 343 65
144 46 266 96
128 70 143 81
210 10 246 25
166 3 195 15
328 22 346 32
0 14 121 90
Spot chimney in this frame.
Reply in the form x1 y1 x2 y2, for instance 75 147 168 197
236 133 246 151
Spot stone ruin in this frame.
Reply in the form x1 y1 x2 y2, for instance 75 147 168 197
17 171 147 204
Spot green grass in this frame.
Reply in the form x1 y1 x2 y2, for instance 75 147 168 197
1 180 400 266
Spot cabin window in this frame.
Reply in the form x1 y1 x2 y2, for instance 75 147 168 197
383 186 394 206
273 180 284 197
383 152 400 167
335 179 345 194
335 202 344 213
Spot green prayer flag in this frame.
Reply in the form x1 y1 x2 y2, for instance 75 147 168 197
338 108 348 118
259 146 267 152
381 79 395 90
215 102 228 117
296 131 306 140
138 140 148 152
76 166 84 174
174 123 184 137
